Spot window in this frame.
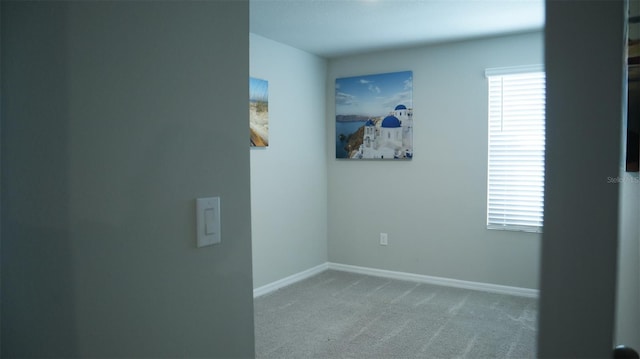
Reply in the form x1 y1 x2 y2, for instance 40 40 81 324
486 65 546 232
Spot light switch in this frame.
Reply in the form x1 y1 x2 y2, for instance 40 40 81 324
204 208 215 235
196 197 220 247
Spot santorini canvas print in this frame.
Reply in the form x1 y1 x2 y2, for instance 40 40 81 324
250 77 269 147
335 70 413 160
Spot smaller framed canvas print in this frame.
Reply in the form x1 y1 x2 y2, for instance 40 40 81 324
250 77 269 147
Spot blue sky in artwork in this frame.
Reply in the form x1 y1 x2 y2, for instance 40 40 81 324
250 77 268 102
336 71 412 117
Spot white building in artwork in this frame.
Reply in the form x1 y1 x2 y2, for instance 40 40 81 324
357 104 413 159
394 104 413 149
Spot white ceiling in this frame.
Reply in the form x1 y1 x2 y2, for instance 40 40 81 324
250 0 545 58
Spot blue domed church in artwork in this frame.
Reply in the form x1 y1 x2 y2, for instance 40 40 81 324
356 104 413 159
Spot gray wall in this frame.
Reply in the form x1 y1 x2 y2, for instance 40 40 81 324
249 34 328 288
1 1 255 357
538 0 625 356
326 32 543 289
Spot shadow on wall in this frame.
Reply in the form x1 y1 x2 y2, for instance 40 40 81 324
1 2 78 357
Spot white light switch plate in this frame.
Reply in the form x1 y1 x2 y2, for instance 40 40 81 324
196 197 220 247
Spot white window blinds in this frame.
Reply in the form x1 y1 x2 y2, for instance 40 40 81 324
486 66 546 232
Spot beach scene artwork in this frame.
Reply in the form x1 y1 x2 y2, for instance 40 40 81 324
250 77 269 147
335 71 413 160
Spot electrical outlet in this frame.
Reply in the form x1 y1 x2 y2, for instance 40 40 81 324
380 233 388 246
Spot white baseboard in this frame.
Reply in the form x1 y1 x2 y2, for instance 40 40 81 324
328 262 539 298
253 262 329 298
253 262 538 299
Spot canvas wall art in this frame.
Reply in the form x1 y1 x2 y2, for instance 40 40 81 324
250 77 269 147
335 70 413 160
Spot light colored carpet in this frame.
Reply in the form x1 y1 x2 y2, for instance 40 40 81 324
254 270 537 358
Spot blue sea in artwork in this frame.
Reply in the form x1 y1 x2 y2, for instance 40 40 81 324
335 121 366 158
